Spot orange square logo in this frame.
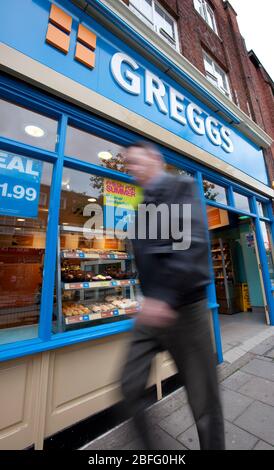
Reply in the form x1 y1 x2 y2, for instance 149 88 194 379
46 23 70 54
75 43 96 69
77 24 97 50
49 4 72 33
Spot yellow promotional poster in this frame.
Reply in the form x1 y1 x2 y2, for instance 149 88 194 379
103 179 143 210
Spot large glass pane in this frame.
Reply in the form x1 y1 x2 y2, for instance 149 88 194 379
234 192 250 212
194 0 204 18
205 4 216 32
257 200 268 218
0 150 53 345
155 4 174 39
260 221 274 288
53 167 142 333
0 99 58 151
165 162 192 177
65 126 127 174
203 179 227 205
129 0 153 25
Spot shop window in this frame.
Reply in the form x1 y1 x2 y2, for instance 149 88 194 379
234 192 250 213
260 221 274 288
53 167 142 333
194 0 218 34
0 151 53 345
0 99 58 151
203 179 227 205
129 0 179 50
203 52 231 99
165 162 192 177
65 126 127 174
257 200 268 218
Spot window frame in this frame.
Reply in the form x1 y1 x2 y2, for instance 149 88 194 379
129 0 180 51
194 0 218 35
203 51 232 99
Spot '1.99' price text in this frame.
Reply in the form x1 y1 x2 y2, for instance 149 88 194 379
0 182 37 201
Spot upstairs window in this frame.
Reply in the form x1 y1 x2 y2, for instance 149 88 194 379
203 52 232 99
194 0 218 34
129 0 179 50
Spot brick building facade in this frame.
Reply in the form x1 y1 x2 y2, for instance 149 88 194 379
123 0 274 185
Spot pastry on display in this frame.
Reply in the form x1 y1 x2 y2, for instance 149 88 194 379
105 295 117 302
92 274 112 281
63 303 90 316
105 265 137 280
61 263 95 283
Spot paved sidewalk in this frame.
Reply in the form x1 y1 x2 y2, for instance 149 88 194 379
82 332 274 451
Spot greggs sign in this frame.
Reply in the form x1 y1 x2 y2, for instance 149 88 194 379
110 52 234 154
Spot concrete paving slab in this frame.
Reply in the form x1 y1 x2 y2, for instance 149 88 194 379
241 358 274 382
234 401 274 445
238 376 274 406
147 388 188 424
265 348 274 359
221 388 254 422
177 424 199 450
223 421 259 450
251 338 274 356
178 420 258 450
151 426 187 450
253 440 274 450
158 404 194 438
82 421 136 450
221 370 253 392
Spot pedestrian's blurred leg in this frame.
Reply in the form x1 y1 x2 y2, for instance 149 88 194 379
162 299 225 450
120 324 159 450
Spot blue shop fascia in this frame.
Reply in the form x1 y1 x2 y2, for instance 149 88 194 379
0 0 273 366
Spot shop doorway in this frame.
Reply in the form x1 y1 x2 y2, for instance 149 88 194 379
207 206 270 356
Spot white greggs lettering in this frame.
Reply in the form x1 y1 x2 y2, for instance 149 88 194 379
111 52 234 153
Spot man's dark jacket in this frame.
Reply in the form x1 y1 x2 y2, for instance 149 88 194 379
131 172 210 309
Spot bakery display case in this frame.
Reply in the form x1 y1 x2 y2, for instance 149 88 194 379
53 225 141 332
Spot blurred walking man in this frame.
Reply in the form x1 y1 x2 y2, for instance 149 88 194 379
120 141 225 450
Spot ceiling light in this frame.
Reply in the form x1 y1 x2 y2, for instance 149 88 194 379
17 218 25 222
88 198 97 202
98 151 112 161
25 125 45 138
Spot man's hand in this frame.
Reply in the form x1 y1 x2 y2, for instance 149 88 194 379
136 297 178 328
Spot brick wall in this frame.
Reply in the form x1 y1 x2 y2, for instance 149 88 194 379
156 0 274 185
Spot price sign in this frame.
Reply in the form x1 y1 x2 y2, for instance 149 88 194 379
0 152 42 218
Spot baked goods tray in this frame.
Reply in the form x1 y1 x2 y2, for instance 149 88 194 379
64 307 139 325
61 251 131 260
62 279 139 290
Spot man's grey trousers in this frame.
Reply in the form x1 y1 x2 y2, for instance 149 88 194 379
121 298 225 450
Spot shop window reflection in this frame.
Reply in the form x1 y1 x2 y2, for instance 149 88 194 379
203 179 227 205
0 153 53 345
234 192 250 213
65 125 127 173
0 98 58 151
165 162 192 177
257 200 268 218
260 221 274 288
